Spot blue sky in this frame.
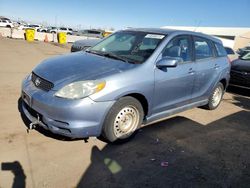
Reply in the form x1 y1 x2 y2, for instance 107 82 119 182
0 0 249 29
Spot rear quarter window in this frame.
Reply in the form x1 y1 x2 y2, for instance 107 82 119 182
215 43 227 57
224 47 235 55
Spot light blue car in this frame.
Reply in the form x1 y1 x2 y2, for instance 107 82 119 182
21 28 230 142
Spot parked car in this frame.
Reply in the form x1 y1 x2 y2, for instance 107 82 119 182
76 29 104 38
236 46 250 57
49 27 73 35
20 28 230 142
0 18 14 28
47 26 57 33
75 29 113 38
71 39 101 52
18 24 29 30
230 52 250 89
29 24 42 31
37 27 48 32
21 24 42 31
20 24 31 30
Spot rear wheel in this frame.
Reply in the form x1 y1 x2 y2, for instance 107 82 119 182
205 82 224 110
102 96 144 142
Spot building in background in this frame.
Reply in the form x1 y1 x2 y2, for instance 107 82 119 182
161 26 250 50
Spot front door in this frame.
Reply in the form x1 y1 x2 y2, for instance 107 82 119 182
152 35 196 114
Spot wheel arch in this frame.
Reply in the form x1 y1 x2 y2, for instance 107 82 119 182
123 93 149 118
219 78 227 90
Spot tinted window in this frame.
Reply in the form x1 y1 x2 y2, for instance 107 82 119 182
224 47 234 55
240 52 250 60
162 35 192 62
87 30 101 34
215 43 228 56
194 37 213 60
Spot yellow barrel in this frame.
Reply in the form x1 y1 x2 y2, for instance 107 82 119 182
57 32 67 44
102 31 112 38
25 29 35 42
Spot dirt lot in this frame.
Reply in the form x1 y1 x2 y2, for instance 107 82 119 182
0 37 250 188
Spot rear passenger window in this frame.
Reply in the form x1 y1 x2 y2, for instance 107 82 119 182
162 35 192 62
194 37 213 60
215 43 227 57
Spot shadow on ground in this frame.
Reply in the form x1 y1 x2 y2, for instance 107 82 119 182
227 86 250 110
1 161 26 188
227 86 250 97
77 110 250 188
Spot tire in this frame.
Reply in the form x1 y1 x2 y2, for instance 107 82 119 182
205 82 224 110
102 96 144 142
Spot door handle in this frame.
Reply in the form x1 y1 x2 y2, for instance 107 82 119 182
214 64 220 69
188 68 195 74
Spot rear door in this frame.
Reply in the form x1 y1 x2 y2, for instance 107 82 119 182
153 35 196 114
191 36 218 101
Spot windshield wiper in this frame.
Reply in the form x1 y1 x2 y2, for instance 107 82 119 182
101 52 129 63
85 50 103 56
86 50 130 63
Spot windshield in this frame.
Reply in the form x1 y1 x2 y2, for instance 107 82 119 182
89 31 166 64
240 52 250 61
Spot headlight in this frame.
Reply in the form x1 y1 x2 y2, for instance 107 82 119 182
55 80 106 99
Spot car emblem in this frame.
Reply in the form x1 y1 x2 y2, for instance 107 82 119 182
35 78 41 86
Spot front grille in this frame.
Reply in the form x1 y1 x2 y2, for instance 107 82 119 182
31 72 54 91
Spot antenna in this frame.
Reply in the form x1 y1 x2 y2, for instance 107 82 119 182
194 20 201 32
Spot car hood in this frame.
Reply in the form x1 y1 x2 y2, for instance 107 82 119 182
231 59 250 72
33 51 136 90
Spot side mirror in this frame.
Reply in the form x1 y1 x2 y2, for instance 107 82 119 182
156 57 182 68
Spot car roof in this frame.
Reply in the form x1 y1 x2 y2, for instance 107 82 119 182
123 28 222 44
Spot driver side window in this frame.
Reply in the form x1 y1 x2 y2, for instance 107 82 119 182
162 35 192 63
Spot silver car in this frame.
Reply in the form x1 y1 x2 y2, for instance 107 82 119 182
21 28 230 142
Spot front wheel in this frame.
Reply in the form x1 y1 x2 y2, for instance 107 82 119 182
205 82 224 110
102 96 144 142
